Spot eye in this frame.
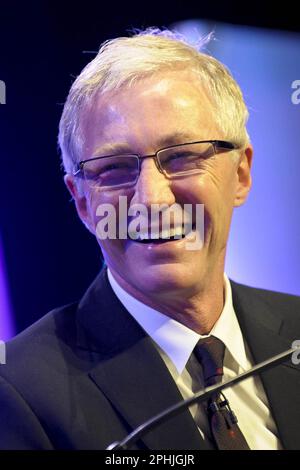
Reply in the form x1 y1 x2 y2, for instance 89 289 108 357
167 152 195 161
85 159 136 179
100 162 128 173
164 152 201 169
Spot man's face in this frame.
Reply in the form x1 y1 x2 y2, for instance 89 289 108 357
67 70 252 300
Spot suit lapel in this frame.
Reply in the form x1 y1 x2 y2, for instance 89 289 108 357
76 268 207 450
231 280 300 450
75 269 300 449
89 336 208 450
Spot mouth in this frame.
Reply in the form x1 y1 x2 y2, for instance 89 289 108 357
129 224 196 244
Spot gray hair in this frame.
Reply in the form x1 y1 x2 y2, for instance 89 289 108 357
58 27 250 174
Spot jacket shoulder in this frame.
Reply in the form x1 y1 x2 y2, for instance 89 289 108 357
230 279 300 328
0 301 79 383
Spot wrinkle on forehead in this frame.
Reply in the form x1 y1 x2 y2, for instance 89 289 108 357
102 103 128 126
91 71 212 122
139 74 208 109
81 72 221 159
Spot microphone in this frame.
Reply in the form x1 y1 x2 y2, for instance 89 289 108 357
106 346 299 450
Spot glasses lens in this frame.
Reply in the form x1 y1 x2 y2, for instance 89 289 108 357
158 142 215 175
82 155 139 188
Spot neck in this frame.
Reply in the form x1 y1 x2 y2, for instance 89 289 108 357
109 264 225 335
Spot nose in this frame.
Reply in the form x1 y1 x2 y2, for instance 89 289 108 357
130 156 176 208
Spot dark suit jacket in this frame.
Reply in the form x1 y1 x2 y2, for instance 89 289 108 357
0 267 300 450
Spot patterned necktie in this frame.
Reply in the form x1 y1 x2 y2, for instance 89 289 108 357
194 336 250 450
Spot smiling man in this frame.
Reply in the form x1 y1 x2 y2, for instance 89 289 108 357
66 68 250 334
0 28 300 450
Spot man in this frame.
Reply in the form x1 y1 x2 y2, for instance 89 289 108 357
0 28 299 450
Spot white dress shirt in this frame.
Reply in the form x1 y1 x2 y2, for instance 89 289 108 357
107 268 283 450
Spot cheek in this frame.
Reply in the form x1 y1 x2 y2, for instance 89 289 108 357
184 170 236 238
99 238 125 261
87 189 134 248
205 171 237 243
203 162 238 207
86 188 125 225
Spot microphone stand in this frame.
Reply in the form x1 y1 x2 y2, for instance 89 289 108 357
107 347 298 450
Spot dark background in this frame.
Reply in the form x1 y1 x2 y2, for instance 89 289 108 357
0 0 299 334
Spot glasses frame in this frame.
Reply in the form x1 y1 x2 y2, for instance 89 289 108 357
73 140 238 189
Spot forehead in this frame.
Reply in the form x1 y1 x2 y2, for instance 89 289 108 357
81 71 220 157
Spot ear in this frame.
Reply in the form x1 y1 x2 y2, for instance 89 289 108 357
64 174 95 235
234 144 253 207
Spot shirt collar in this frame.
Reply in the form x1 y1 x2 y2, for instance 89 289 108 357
210 275 249 372
107 268 249 374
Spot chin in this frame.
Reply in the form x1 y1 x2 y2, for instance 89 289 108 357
129 263 196 295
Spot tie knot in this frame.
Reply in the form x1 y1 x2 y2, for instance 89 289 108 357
194 335 225 386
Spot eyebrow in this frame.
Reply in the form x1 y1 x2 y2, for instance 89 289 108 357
92 132 196 156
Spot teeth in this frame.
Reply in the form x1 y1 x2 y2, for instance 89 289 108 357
174 226 183 237
131 225 194 241
182 224 194 235
128 231 148 240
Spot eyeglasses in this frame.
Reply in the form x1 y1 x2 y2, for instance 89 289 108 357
73 140 237 190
